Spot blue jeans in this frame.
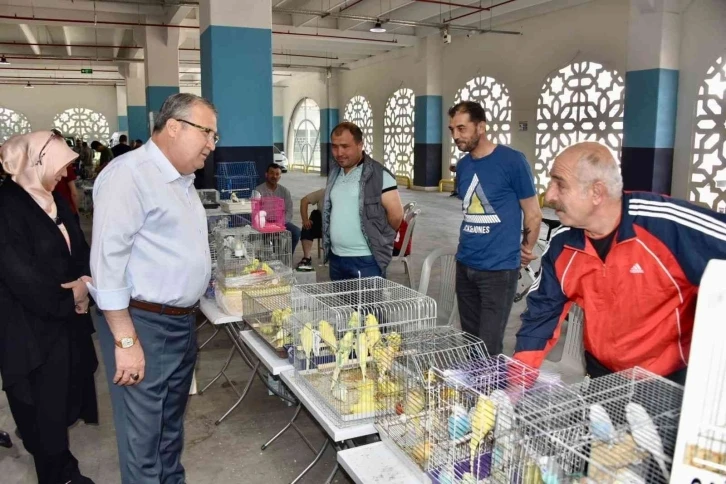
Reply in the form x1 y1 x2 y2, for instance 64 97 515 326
96 307 197 484
329 252 383 281
285 222 301 255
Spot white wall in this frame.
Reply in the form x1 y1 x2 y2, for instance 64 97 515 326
282 0 631 178
671 0 726 199
0 85 119 137
180 85 202 97
280 72 328 153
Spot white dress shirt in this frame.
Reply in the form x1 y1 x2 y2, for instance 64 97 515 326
89 140 211 311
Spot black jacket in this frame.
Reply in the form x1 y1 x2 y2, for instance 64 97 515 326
0 177 98 424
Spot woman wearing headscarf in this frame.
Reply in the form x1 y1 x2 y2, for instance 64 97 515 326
0 131 98 484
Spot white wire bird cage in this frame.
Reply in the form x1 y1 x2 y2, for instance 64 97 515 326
197 188 220 208
290 276 439 427
427 356 541 483
672 259 726 482
241 285 295 358
214 226 294 316
506 367 684 484
206 212 250 268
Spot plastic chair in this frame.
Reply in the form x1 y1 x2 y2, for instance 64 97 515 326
418 246 458 327
540 304 586 382
391 208 420 287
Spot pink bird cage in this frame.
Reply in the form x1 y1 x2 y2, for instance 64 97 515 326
252 196 286 233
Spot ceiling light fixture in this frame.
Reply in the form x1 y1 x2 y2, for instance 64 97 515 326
0 55 9 65
25 80 33 89
370 20 386 33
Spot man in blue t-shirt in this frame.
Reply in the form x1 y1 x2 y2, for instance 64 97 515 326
448 101 542 355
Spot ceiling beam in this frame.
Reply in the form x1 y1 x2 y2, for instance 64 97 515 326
18 24 41 55
62 26 73 56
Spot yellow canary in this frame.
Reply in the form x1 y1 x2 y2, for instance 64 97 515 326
470 396 496 472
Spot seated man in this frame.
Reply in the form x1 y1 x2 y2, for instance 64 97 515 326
297 188 324 270
255 163 300 254
514 142 726 384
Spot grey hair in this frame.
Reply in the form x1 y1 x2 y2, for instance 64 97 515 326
574 144 623 199
153 93 217 133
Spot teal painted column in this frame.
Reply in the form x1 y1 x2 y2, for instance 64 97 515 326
413 35 444 189
621 0 680 194
273 116 284 151
414 95 443 187
118 116 129 132
200 0 273 187
320 107 339 176
125 70 148 142
144 25 180 131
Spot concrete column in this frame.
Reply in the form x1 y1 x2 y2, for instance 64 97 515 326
413 35 443 190
199 0 273 186
621 0 681 194
320 70 340 177
116 84 128 134
144 25 180 127
273 86 284 152
125 64 148 143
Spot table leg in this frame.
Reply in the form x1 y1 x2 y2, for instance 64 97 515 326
198 326 220 350
261 403 317 454
215 360 261 425
199 346 239 395
290 438 330 484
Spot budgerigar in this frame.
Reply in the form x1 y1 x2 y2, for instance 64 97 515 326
350 383 376 414
331 331 355 389
317 320 337 351
364 314 381 352
538 455 563 484
404 389 425 416
357 332 368 381
448 404 471 440
372 345 394 381
470 396 496 474
348 312 360 329
387 332 402 352
589 403 617 445
490 389 515 471
299 323 315 370
626 402 670 481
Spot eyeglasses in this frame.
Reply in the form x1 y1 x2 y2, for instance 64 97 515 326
37 129 63 166
175 119 220 145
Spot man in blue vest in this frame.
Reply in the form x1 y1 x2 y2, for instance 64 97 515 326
322 122 404 281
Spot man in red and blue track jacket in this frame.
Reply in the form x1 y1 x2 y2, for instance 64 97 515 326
513 142 726 383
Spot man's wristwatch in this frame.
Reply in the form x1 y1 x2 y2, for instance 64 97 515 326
115 335 138 349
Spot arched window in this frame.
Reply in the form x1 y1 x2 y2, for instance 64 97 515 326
0 107 32 143
384 88 415 178
689 55 726 212
343 95 373 154
53 108 110 144
535 61 625 193
289 98 321 171
451 76 512 168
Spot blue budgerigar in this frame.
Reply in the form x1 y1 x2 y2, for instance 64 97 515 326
589 403 617 445
448 404 471 440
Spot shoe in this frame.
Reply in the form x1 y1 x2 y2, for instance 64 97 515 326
296 258 313 271
449 192 458 197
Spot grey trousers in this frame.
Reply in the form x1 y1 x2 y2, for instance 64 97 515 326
96 307 197 484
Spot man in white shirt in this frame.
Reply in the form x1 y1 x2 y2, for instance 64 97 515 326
89 93 216 483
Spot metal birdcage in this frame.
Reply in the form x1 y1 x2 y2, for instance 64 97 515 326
197 188 220 208
216 161 257 200
206 213 250 267
213 226 293 316
241 285 295 358
506 367 684 484
290 277 438 427
252 196 286 233
672 259 726 482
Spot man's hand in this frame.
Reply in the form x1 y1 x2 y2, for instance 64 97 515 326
449 163 457 173
114 342 145 386
520 245 538 268
75 297 90 314
302 219 313 230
